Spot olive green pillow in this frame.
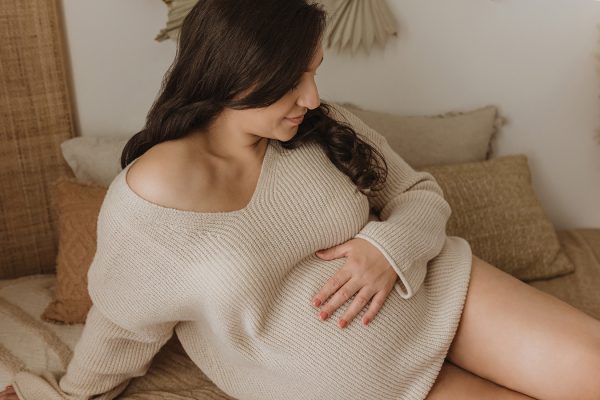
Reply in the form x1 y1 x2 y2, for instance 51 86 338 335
420 154 575 281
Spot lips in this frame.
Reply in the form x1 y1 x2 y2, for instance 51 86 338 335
286 115 304 124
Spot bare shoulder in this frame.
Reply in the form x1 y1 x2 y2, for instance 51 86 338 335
125 141 214 212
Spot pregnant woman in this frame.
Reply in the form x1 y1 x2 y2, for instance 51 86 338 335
3 0 599 399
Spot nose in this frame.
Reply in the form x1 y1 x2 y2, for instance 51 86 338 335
297 78 321 110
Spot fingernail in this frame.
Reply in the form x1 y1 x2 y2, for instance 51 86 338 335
339 319 348 329
319 311 328 320
363 317 370 325
312 298 321 307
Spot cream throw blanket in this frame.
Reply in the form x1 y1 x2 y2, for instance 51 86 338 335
0 274 232 399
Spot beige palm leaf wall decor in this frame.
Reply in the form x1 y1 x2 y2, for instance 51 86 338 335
319 0 398 54
155 0 399 54
155 0 197 42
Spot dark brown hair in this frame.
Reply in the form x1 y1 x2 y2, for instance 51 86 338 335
121 0 387 197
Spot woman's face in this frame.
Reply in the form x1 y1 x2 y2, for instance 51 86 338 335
233 45 325 142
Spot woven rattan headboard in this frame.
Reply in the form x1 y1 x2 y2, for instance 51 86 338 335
0 0 77 279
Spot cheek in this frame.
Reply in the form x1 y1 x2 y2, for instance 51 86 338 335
257 115 286 133
273 111 291 126
249 113 280 130
256 99 295 129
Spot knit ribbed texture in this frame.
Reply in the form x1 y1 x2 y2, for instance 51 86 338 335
12 104 473 400
352 123 452 299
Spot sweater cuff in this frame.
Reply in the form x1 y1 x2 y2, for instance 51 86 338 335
12 369 130 400
354 232 427 299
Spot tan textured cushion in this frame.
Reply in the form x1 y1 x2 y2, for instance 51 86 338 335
420 154 575 281
338 102 505 168
41 178 107 324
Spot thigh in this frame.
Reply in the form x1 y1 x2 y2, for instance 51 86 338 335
446 255 600 400
426 360 535 399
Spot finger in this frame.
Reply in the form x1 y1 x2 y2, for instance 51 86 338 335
315 242 349 260
311 268 350 309
338 287 374 329
361 289 389 326
318 279 359 321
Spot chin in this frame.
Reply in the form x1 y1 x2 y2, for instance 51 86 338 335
279 128 298 140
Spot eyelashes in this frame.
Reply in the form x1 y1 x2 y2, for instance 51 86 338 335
290 74 317 92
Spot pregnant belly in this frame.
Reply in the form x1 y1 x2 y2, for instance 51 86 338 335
257 255 432 370
180 239 471 400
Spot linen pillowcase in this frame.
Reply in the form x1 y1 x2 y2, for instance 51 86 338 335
41 177 107 324
338 102 506 168
420 154 575 281
60 135 130 187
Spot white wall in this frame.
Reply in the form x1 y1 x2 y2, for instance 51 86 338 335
60 0 600 230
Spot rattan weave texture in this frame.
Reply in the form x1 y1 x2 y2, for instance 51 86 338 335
0 0 77 279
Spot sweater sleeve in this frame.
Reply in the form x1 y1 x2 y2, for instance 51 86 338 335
11 305 177 400
331 104 452 300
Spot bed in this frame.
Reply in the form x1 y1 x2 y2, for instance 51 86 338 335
1 1 598 399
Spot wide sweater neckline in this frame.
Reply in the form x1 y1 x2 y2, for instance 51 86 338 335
118 138 278 223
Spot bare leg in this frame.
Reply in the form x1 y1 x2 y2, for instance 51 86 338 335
446 255 600 400
427 360 537 399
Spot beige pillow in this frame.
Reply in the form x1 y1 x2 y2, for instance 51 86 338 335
420 154 575 281
60 135 130 187
41 177 107 324
60 102 503 187
338 102 506 168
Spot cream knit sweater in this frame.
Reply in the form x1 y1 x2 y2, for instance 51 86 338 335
12 104 473 400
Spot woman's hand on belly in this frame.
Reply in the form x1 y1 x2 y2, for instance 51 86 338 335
312 238 398 329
